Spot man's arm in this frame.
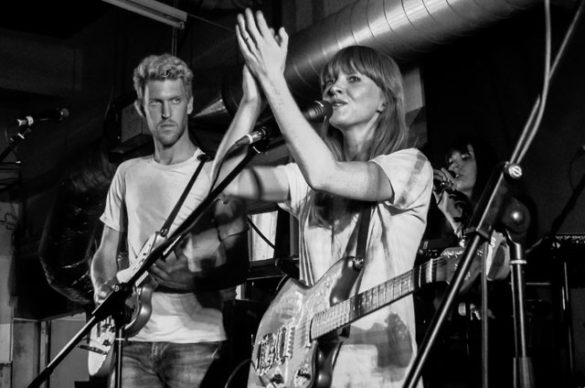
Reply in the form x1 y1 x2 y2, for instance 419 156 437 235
176 195 250 292
90 225 121 304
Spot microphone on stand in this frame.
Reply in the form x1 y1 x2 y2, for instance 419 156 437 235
301 100 333 122
233 100 333 148
1 108 70 163
15 108 70 128
433 176 456 194
233 126 273 149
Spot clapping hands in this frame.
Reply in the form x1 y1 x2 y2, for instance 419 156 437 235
236 9 288 88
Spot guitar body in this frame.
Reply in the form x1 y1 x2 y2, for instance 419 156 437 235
246 244 499 387
87 281 155 377
124 281 155 337
248 256 363 388
87 318 115 377
87 233 162 377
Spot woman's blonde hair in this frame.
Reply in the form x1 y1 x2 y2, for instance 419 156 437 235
319 45 408 161
311 46 409 226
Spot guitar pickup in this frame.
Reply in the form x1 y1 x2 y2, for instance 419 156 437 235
257 333 276 373
78 344 109 355
274 326 288 365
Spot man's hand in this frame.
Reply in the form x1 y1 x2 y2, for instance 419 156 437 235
93 279 118 305
148 252 197 291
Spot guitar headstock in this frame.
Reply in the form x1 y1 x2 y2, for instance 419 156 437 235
432 233 510 293
433 245 483 293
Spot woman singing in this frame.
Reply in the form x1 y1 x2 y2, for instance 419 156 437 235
214 9 433 387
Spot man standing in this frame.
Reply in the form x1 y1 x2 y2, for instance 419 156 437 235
90 53 248 387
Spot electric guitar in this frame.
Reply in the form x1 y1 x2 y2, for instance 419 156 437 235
86 232 165 377
247 244 498 388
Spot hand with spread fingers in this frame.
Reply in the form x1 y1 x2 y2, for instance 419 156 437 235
236 8 288 89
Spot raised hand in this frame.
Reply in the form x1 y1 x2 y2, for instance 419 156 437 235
236 9 288 87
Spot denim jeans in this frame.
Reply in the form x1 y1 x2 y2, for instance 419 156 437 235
111 341 221 388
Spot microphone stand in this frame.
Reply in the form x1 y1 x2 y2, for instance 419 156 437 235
506 229 534 388
404 166 520 388
0 124 31 162
26 140 272 388
403 1 585 386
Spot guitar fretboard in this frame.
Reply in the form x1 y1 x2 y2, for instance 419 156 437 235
310 257 445 339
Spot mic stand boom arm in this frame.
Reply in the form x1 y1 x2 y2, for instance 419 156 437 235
26 141 268 388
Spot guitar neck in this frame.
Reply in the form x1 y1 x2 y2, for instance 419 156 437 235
310 257 444 339
116 262 150 286
116 233 163 286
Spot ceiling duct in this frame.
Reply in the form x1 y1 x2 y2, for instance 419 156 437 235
192 0 538 124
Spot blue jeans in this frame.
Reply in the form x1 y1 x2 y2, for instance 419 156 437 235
112 341 221 388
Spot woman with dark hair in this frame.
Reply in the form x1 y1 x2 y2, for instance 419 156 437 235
213 9 433 387
431 137 494 237
442 137 497 200
430 136 531 243
419 136 534 387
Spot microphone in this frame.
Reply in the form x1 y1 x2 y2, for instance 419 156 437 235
233 100 333 148
16 108 69 128
302 100 333 122
234 126 272 148
433 177 456 194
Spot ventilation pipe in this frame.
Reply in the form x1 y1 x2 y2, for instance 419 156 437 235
192 0 538 124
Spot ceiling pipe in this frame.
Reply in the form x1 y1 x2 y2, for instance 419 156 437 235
192 0 538 124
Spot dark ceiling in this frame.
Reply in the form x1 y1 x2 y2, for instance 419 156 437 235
0 0 110 39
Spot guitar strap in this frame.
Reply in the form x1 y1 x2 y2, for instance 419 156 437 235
159 153 211 238
345 203 373 268
355 205 372 263
334 204 373 347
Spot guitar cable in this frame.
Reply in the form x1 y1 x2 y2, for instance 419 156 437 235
223 358 251 388
247 216 276 250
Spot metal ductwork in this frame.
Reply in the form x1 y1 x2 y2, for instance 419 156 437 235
192 0 538 124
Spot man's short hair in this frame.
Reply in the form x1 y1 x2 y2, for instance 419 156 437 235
133 53 193 105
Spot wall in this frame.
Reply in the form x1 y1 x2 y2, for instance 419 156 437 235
0 200 18 388
48 314 88 388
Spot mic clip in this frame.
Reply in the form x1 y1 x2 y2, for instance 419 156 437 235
234 126 271 148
